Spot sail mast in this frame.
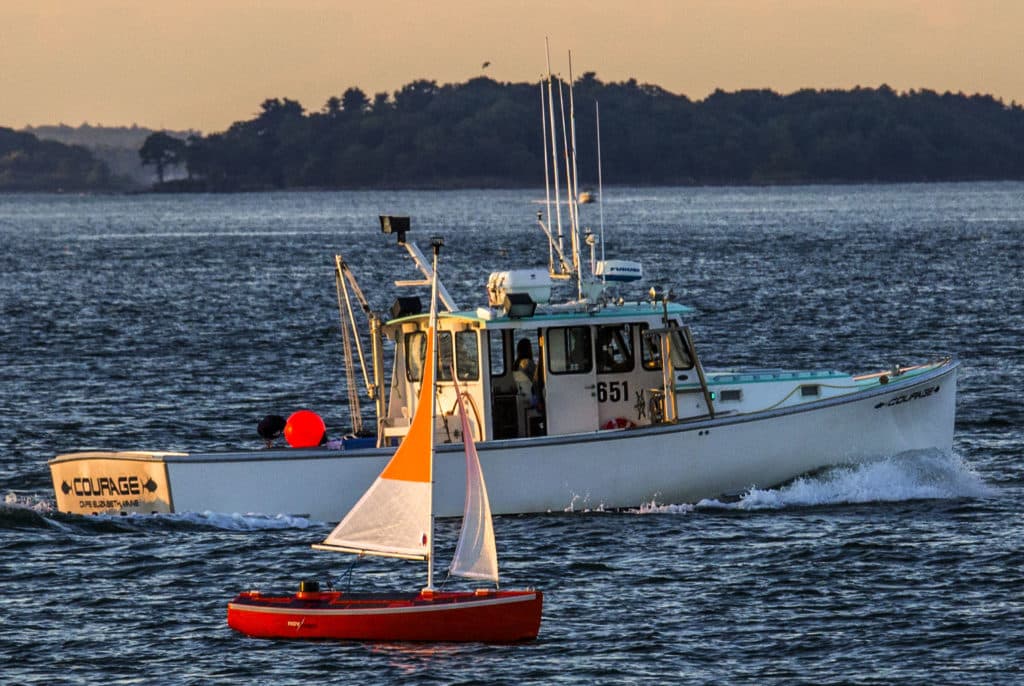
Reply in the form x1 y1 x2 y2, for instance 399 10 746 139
425 235 441 591
596 100 606 270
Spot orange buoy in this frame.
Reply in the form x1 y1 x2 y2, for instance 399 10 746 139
284 410 326 448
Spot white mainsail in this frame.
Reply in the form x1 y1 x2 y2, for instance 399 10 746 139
314 330 435 561
448 376 499 583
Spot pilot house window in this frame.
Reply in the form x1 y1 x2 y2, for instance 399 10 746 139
639 323 695 371
405 331 426 382
548 326 592 374
597 324 635 374
455 330 480 381
405 331 455 382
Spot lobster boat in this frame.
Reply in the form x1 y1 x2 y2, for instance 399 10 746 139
49 52 959 521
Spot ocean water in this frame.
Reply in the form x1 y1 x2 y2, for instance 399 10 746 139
1 185 1022 684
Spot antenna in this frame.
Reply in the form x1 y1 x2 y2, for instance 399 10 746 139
540 82 554 274
596 100 606 270
568 49 584 295
557 79 580 298
544 38 564 264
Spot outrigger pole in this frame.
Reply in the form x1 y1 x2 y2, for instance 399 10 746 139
334 255 386 438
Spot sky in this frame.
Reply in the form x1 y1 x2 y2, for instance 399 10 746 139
2 0 1022 134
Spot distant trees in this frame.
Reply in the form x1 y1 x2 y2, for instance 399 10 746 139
147 76 1024 191
139 132 187 183
341 87 369 114
0 127 117 191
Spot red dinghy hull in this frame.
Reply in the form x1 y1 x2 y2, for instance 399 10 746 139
227 588 543 642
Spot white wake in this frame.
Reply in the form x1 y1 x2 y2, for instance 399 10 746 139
638 451 994 513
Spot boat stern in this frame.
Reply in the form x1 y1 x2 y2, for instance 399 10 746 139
49 451 183 515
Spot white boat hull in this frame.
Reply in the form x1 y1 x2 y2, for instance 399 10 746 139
50 360 957 520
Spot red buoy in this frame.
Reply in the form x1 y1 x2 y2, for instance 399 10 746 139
284 410 325 448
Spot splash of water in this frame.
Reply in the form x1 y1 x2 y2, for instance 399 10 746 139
169 511 315 530
639 451 994 513
1 492 315 531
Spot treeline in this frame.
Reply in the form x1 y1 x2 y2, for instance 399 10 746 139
0 127 120 191
144 75 1024 191
26 123 197 186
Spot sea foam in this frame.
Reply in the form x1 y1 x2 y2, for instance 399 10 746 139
640 451 994 513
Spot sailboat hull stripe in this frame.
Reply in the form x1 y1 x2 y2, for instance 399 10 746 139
228 592 538 617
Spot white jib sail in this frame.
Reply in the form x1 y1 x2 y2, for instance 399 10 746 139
315 331 435 561
448 378 499 583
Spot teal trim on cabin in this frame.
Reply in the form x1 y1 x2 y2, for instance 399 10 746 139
385 301 695 327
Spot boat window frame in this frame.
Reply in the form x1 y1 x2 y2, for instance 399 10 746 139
405 331 426 383
596 323 636 374
640 323 662 371
488 330 507 378
455 330 480 381
437 331 454 382
405 330 455 382
669 325 695 371
639 322 695 371
546 325 593 375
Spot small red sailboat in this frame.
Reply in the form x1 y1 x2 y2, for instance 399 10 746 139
227 238 542 642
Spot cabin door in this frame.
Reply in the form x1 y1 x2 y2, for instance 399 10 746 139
542 325 599 434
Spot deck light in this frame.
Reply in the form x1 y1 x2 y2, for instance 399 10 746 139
379 215 410 244
502 292 536 319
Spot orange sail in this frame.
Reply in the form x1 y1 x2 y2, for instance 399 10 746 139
315 330 435 560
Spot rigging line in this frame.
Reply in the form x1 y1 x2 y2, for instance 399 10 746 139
540 80 554 275
340 278 363 430
332 555 361 594
544 38 565 262
596 100 605 268
557 78 581 294
335 257 374 394
335 264 362 433
567 50 583 275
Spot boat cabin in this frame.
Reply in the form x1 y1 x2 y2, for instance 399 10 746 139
351 222 860 450
379 300 700 445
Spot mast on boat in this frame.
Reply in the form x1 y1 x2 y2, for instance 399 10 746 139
425 234 442 591
596 100 606 270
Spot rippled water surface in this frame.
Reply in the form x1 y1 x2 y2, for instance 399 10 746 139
1 185 1022 684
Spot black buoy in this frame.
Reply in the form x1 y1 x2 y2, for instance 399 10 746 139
257 414 287 447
